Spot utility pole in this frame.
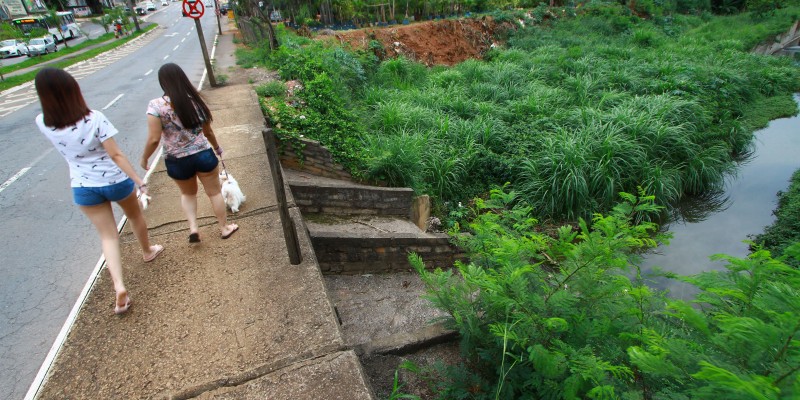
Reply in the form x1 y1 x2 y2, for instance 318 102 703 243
128 0 142 31
194 18 217 87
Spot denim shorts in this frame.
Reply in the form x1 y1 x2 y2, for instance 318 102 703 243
164 148 219 180
73 178 135 206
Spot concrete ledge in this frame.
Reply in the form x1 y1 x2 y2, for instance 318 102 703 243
354 322 458 357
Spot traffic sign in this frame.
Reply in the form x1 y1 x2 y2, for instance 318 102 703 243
182 0 205 19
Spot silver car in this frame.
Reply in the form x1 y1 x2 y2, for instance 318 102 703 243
27 37 57 57
0 39 28 58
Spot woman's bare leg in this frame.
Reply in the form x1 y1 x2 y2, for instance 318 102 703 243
116 191 160 259
80 202 128 308
197 168 238 237
173 177 200 236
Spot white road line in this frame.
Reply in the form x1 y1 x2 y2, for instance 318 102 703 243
145 68 154 76
173 45 179 51
181 37 186 43
163 54 169 60
101 93 124 110
0 148 53 194
0 168 30 194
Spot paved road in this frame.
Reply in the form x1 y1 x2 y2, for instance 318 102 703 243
0 5 225 399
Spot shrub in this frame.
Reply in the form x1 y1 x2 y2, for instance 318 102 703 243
412 189 800 399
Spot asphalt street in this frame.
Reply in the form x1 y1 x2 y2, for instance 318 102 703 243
0 5 225 399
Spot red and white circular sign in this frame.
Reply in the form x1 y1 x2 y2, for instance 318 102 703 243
182 0 205 19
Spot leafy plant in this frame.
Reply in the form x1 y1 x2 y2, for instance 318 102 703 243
411 188 800 398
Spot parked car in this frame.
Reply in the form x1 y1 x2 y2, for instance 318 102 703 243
205 0 213 6
218 2 229 13
27 37 57 57
135 6 147 15
0 39 28 58
146 1 156 10
161 0 168 6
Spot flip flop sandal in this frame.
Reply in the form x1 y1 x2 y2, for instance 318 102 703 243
143 244 164 262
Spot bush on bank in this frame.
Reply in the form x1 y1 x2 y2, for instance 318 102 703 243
245 4 800 222
754 169 800 268
411 188 800 399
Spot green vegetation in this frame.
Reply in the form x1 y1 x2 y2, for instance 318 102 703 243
753 169 800 267
0 24 157 92
245 5 800 221
234 2 800 397
412 188 800 399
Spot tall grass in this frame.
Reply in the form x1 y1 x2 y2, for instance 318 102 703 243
251 6 800 220
352 8 800 219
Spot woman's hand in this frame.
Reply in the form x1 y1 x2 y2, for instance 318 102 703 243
137 183 149 195
140 157 149 170
214 146 223 157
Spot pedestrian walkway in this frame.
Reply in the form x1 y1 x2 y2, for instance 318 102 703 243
28 19 374 399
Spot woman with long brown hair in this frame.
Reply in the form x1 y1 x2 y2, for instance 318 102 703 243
140 63 238 243
34 67 164 315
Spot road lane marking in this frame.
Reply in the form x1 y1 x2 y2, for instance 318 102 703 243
186 31 191 36
0 168 30 194
173 45 179 51
181 37 186 43
163 54 169 60
145 68 153 76
101 93 124 110
0 148 53 194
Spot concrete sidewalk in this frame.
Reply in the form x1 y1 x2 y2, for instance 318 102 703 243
30 20 374 399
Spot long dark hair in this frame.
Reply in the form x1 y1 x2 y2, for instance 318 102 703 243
157 63 212 129
35 68 91 129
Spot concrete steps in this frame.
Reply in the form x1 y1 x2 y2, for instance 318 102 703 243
283 168 462 274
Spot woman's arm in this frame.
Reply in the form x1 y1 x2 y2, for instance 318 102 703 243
203 121 221 150
101 137 145 189
141 115 163 170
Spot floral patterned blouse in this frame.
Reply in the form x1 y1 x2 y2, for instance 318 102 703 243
146 96 211 158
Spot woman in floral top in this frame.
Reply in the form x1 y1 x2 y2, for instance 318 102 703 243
140 63 238 243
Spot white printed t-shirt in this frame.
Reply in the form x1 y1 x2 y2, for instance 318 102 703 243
36 110 127 188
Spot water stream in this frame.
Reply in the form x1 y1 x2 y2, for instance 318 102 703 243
641 95 800 298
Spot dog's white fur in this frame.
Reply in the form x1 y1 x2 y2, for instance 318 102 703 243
220 171 246 213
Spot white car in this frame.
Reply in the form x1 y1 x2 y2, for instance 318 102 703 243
27 37 57 57
0 39 28 58
161 0 168 5
145 1 156 10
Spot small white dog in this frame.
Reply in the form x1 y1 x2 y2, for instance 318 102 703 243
220 171 246 213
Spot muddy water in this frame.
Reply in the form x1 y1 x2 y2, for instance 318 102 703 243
641 95 800 298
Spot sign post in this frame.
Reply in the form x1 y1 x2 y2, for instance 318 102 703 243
183 0 218 87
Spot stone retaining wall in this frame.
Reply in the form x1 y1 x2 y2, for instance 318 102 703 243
276 137 354 181
311 233 463 274
290 183 414 217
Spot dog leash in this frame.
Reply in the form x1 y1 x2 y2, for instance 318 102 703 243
219 157 230 180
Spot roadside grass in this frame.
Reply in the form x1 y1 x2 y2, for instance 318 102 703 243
245 6 800 221
0 24 157 92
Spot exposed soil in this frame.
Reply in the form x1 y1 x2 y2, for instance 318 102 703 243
320 17 515 66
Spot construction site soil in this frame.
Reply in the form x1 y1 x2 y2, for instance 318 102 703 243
323 17 514 66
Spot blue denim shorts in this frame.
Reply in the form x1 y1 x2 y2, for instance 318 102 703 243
164 148 219 180
73 178 135 206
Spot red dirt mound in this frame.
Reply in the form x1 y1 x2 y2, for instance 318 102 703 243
323 17 512 66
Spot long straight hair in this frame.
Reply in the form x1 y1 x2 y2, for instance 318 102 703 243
35 68 91 129
157 63 212 129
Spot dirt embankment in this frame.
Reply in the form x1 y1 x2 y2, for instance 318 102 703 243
323 17 515 66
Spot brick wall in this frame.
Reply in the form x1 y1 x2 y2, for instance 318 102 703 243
290 183 414 217
311 233 465 274
275 136 354 181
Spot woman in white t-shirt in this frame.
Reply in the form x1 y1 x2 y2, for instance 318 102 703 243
35 68 164 315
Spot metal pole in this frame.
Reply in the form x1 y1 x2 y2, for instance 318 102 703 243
215 0 222 34
194 17 217 87
262 128 302 265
